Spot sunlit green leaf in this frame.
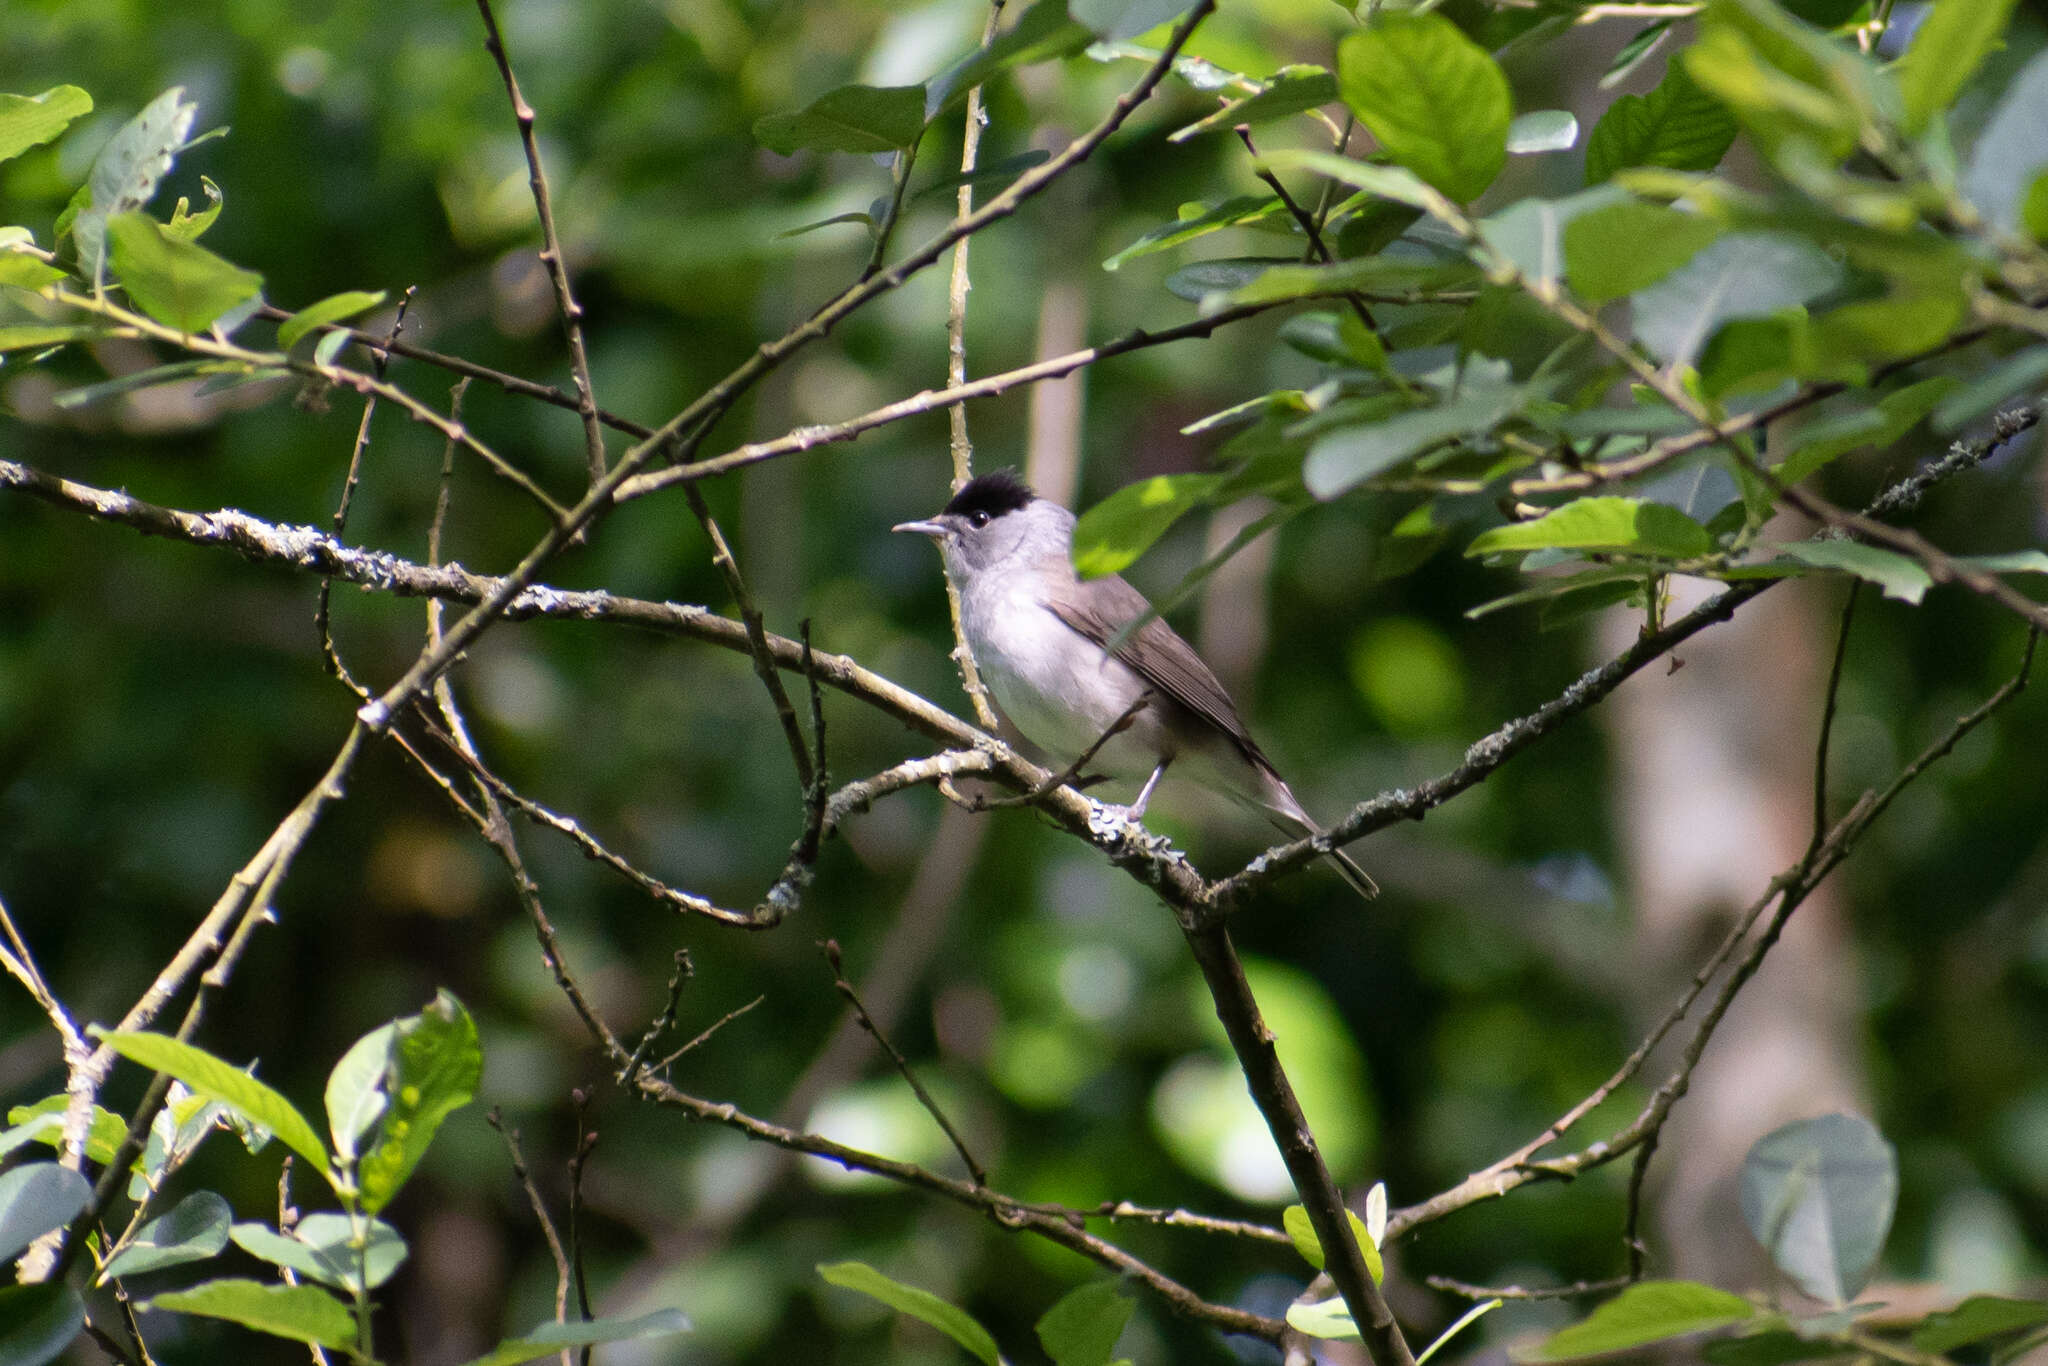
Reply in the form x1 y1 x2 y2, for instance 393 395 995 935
355 990 481 1213
278 289 386 350
1260 149 1438 209
96 1029 330 1181
105 212 262 333
1898 0 2020 134
1287 1296 1361 1340
1739 1113 1897 1303
450 1310 693 1366
754 84 926 155
1103 196 1284 271
1772 541 1933 603
1912 1295 2048 1353
0 86 92 164
1467 497 1713 559
1072 474 1221 579
1507 110 1578 154
1337 14 1510 203
1070 0 1200 42
230 1214 407 1293
0 250 66 289
100 1191 231 1281
1565 200 1722 303
163 176 223 242
73 86 200 276
1526 1281 1756 1361
1171 66 1338 142
1282 1204 1382 1283
818 1262 1000 1366
2 1097 126 1166
144 1279 354 1350
0 325 107 352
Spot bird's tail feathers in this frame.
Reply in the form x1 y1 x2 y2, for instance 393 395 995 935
1244 780 1380 901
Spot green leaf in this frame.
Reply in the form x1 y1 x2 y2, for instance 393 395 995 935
163 176 223 242
1288 1297 1362 1341
1585 62 1737 186
1702 1329 1855 1365
1337 14 1512 202
913 149 1053 201
230 1214 407 1293
354 989 481 1213
753 85 926 156
1202 250 1478 307
1478 185 1629 288
325 1024 393 1163
144 1279 355 1351
1419 1299 1503 1366
1073 473 1224 578
1631 232 1840 369
818 1261 1001 1366
2 1096 127 1165
1103 195 1284 271
105 212 262 334
1564 201 1722 302
1036 1280 1135 1366
73 86 200 277
0 250 66 289
277 289 386 350
0 325 107 352
449 1310 693 1366
0 86 92 164
1282 1204 1383 1283
1260 149 1439 209
53 359 253 411
1307 389 1524 499
1953 550 2048 575
1775 376 1959 484
1912 1296 2048 1353
1508 110 1578 154
1898 0 2020 133
777 211 875 240
1930 345 2048 434
1604 21 1677 89
1171 66 1338 142
1467 497 1713 559
1773 541 1931 603
100 1190 231 1281
2024 169 2048 244
0 1163 91 1262
928 0 1094 117
0 1282 83 1366
1070 0 1200 41
1526 1281 1756 1361
96 1029 331 1181
1739 1113 1897 1304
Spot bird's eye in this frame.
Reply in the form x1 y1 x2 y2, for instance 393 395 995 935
968 510 991 529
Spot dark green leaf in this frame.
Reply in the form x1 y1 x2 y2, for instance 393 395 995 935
0 86 92 164
101 1191 231 1280
1103 196 1284 271
1911 1296 2048 1353
1898 0 2020 133
1467 497 1713 559
1036 1280 1135 1366
105 212 262 333
1739 1112 1898 1305
1632 232 1839 368
278 289 386 350
1337 14 1511 203
927 0 1093 117
1070 0 1200 42
1071 473 1223 578
1308 389 1523 499
144 1279 355 1350
1930 345 2048 434
73 86 200 276
1603 21 1676 89
1526 1281 1757 1361
1508 110 1578 154
1565 202 1722 302
1585 61 1737 186
1775 541 1931 603
0 1282 83 1366
1204 250 1478 307
96 1029 330 1181
818 1261 1000 1366
1171 66 1338 142
355 989 481 1212
450 1311 693 1366
754 85 926 156
2024 169 2048 244
229 1214 407 1292
0 1163 91 1262
1775 377 1958 483
1703 1329 1855 1366
1161 256 1288 301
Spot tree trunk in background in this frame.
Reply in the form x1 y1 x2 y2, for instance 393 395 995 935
1598 572 1867 1287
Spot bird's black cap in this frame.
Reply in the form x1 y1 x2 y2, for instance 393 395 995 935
942 469 1035 521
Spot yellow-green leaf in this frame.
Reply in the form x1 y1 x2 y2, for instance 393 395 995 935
96 1029 330 1180
278 289 387 350
104 211 262 334
0 86 92 164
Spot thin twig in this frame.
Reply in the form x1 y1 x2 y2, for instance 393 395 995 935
488 1109 575 1348
1811 584 1860 856
651 994 766 1073
1427 1274 1633 1302
474 0 608 484
821 938 987 1186
619 950 693 1086
567 1089 597 1365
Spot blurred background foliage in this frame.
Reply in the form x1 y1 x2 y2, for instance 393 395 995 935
1 0 2046 1362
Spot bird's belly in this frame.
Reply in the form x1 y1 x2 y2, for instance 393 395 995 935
967 597 1158 779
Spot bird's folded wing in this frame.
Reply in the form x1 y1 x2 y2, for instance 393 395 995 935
1047 574 1274 772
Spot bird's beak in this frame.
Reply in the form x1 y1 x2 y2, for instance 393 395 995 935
892 519 947 538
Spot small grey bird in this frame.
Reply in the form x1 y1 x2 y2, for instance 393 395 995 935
895 470 1377 899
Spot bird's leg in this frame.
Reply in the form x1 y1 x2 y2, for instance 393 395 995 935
1128 757 1168 821
975 696 1149 810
